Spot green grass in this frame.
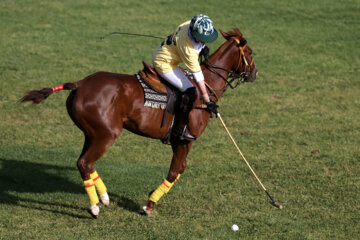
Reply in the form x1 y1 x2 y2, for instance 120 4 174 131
1 0 359 239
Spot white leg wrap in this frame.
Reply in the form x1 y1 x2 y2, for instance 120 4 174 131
90 204 100 218
100 192 110 206
143 205 154 216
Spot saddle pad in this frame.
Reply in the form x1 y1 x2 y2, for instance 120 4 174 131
136 74 167 109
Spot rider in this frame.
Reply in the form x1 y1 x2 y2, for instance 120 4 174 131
152 14 219 141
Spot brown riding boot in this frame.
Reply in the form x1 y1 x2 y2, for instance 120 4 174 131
172 111 197 141
172 87 197 141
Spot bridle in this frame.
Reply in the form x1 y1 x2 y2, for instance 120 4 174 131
202 37 254 100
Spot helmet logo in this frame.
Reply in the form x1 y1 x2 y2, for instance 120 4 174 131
190 14 218 43
191 14 214 36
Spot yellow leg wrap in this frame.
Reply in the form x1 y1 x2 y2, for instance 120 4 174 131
175 173 181 182
90 171 107 195
149 174 181 203
84 179 99 206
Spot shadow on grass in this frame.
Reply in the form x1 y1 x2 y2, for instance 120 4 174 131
0 158 90 218
0 158 145 218
109 193 144 215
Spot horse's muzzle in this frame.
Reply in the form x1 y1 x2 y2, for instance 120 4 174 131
245 67 258 82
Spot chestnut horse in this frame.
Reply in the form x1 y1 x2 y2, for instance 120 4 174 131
21 28 257 218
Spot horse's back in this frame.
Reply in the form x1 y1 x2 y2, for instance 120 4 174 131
77 71 138 96
66 72 140 135
66 71 172 139
73 71 140 107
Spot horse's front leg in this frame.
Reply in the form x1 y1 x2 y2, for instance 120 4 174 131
143 141 192 216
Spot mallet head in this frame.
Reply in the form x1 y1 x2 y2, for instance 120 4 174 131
269 201 283 209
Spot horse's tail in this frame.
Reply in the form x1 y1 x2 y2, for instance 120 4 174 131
20 82 78 104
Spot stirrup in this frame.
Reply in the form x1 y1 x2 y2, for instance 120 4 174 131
174 125 197 141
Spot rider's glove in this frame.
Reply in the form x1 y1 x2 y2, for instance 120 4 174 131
206 100 219 116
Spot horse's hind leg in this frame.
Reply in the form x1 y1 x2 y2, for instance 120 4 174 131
77 131 117 218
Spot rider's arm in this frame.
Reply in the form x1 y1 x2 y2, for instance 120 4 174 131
193 71 210 103
177 38 210 102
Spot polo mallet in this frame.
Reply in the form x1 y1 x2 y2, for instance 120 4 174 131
217 113 283 209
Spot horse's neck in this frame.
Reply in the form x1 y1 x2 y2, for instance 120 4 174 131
203 42 235 99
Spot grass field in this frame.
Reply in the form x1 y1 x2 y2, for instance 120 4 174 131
1 0 359 239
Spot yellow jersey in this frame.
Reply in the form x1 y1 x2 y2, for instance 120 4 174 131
152 21 203 74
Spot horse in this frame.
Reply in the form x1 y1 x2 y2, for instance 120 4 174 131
20 28 257 218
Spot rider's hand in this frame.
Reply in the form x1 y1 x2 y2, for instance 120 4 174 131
206 100 219 116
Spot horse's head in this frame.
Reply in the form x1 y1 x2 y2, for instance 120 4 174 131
220 28 258 82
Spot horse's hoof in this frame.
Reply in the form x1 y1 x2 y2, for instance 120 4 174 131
100 192 110 206
142 200 157 216
142 205 157 216
88 204 100 219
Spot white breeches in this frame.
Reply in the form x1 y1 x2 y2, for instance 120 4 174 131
159 68 194 92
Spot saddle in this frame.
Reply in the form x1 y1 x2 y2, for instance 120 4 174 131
138 61 168 94
138 62 180 143
137 62 212 143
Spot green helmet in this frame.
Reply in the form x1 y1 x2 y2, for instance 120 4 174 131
190 14 218 43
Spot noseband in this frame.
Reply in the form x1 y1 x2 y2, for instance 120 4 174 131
202 37 254 99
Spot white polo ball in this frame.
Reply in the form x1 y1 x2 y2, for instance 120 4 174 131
231 224 239 231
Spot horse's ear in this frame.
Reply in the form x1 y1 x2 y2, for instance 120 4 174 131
232 28 247 46
220 29 230 39
234 28 242 37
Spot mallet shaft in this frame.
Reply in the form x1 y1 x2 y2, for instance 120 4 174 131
217 113 282 209
217 113 266 191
